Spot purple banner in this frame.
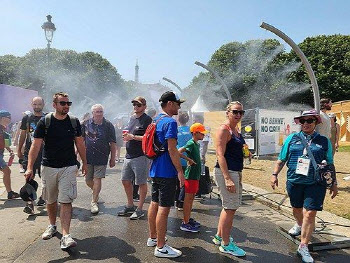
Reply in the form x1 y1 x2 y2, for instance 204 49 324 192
0 84 38 123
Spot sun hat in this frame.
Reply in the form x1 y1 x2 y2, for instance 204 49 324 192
294 109 322 124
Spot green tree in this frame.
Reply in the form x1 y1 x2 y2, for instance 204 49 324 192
287 35 350 102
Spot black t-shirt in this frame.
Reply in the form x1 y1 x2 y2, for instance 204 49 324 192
20 114 45 152
125 113 152 159
34 115 82 168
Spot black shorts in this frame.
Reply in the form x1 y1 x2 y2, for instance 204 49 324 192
151 177 177 207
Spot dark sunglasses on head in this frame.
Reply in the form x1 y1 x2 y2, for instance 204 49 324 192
299 118 316 124
231 110 245 115
57 101 72 106
132 102 143 107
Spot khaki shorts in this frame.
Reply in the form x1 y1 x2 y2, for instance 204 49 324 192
213 168 242 210
121 156 149 185
41 165 78 204
85 164 107 181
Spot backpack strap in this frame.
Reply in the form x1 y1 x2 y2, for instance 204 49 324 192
26 113 33 132
44 112 54 136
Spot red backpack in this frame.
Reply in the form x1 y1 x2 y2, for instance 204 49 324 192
142 115 168 159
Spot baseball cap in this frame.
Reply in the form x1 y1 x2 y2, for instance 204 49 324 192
190 123 208 134
0 110 11 118
20 179 38 202
159 91 185 104
131 96 146 105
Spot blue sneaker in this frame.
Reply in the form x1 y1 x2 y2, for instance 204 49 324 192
212 235 233 245
219 241 246 257
180 222 199 233
189 218 200 228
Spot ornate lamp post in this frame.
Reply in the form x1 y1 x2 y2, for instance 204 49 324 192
41 15 56 66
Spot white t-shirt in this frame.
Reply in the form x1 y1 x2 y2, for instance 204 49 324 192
316 111 331 138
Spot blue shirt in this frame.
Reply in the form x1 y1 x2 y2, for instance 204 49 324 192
177 125 192 167
82 118 116 165
150 113 178 178
279 131 333 185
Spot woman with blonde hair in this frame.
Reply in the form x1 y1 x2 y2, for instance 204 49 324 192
212 101 247 258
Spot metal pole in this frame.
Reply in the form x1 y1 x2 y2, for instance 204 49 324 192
47 42 50 66
162 77 182 94
194 61 232 103
260 22 320 113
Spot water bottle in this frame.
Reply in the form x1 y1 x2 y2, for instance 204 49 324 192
243 144 251 165
8 154 14 166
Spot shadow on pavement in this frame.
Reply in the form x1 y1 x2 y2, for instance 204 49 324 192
47 236 140 263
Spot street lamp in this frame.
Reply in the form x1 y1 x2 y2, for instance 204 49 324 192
41 15 56 65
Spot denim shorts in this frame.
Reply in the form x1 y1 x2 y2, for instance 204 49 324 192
0 152 7 169
151 177 177 207
286 181 327 211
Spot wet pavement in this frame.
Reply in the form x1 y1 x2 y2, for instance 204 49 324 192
1 161 350 262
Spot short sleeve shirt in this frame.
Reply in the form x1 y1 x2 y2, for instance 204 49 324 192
82 118 116 165
125 113 152 159
150 113 178 178
316 112 331 138
278 131 333 185
184 139 201 180
20 113 45 152
34 114 82 168
177 126 192 167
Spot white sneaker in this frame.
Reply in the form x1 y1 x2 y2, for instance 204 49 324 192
60 234 77 250
297 244 314 263
288 223 302 236
147 236 168 247
154 244 182 258
91 202 99 214
42 225 57 240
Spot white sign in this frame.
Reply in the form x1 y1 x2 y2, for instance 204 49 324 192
257 109 300 155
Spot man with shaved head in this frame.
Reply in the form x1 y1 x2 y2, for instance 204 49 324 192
17 96 46 213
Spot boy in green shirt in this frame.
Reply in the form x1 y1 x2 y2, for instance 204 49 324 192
178 123 208 232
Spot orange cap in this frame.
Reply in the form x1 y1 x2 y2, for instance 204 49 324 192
190 123 208 134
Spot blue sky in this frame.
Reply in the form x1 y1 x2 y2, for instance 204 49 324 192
1 0 349 88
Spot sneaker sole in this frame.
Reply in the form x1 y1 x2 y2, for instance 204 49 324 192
61 242 77 251
219 246 246 257
42 231 57 240
289 232 301 237
154 251 182 258
212 238 221 245
297 251 314 263
180 226 199 233
130 214 145 220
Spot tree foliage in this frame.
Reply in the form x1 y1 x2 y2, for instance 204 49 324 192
185 35 350 111
0 48 126 107
287 35 350 102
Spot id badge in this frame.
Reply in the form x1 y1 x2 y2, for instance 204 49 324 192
296 157 310 176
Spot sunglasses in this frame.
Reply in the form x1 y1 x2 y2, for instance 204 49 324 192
132 103 143 107
299 118 316 124
57 101 72 106
231 110 245 115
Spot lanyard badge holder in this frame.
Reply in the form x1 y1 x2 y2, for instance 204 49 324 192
296 145 311 176
298 134 318 177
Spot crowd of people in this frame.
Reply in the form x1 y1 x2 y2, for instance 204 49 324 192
0 92 340 262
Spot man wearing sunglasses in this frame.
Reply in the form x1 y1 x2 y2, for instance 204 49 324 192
0 110 20 199
24 92 87 251
118 96 152 220
147 91 185 258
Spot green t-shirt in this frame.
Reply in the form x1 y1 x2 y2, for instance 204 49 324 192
184 139 201 180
